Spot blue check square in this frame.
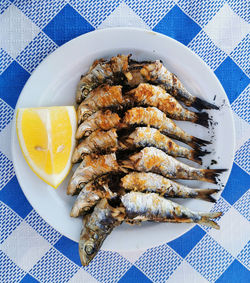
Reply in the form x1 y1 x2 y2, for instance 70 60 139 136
215 57 250 104
216 259 249 283
0 61 30 108
153 5 201 46
43 4 94 46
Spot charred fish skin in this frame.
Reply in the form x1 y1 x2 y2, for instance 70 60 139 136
121 192 222 229
72 129 118 163
79 199 124 266
76 110 120 139
70 182 101 217
121 147 226 184
76 60 112 103
125 60 219 110
76 54 130 103
67 153 119 195
71 175 117 217
126 83 210 128
120 172 219 202
122 107 210 149
118 127 206 164
77 85 123 124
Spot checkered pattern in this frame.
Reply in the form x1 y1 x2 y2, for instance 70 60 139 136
0 1 249 282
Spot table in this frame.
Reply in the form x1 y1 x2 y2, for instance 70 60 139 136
0 1 249 282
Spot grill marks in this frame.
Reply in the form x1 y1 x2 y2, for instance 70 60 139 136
69 54 225 267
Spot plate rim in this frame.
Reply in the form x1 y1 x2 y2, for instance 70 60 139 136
11 27 236 249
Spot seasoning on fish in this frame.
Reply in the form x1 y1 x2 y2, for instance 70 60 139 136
76 54 130 103
77 85 123 124
121 192 222 229
125 60 219 110
76 110 120 139
79 198 125 266
71 175 116 217
121 147 226 183
121 172 219 202
126 83 210 127
122 107 210 149
119 127 207 164
72 129 118 163
67 153 119 195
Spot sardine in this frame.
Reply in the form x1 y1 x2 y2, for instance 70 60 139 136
125 60 219 110
121 147 226 183
122 107 210 149
72 129 118 163
67 153 119 195
77 85 123 124
71 175 116 217
121 172 219 202
79 198 124 266
126 83 210 127
76 110 120 139
121 192 222 229
118 127 206 164
76 54 130 103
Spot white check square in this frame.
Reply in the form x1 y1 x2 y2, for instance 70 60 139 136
69 268 98 283
0 221 51 272
0 5 40 58
204 3 249 54
119 249 147 264
98 2 150 30
168 260 208 283
209 207 250 257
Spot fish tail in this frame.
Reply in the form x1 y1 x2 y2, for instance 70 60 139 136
192 97 219 111
190 136 211 149
195 112 210 128
202 169 227 184
190 148 210 165
197 211 222 229
195 188 220 202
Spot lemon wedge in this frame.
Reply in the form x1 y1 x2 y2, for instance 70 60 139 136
16 106 77 188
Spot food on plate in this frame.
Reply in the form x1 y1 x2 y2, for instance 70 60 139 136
121 192 222 229
121 107 210 149
120 172 219 202
15 54 223 266
67 153 119 195
77 84 123 124
79 198 124 266
69 54 225 266
124 59 219 110
72 129 118 163
118 127 207 164
16 106 76 188
121 147 226 183
76 54 219 110
75 110 120 139
71 175 116 217
76 54 130 103
126 83 210 127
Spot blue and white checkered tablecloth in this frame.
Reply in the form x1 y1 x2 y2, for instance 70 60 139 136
0 1 249 282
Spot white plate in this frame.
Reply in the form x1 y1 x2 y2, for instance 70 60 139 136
11 28 235 251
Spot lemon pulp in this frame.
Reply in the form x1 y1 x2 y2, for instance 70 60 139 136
17 106 77 188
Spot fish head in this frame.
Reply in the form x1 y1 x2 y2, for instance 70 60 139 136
71 148 82 163
79 230 101 266
75 124 93 139
77 106 95 125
